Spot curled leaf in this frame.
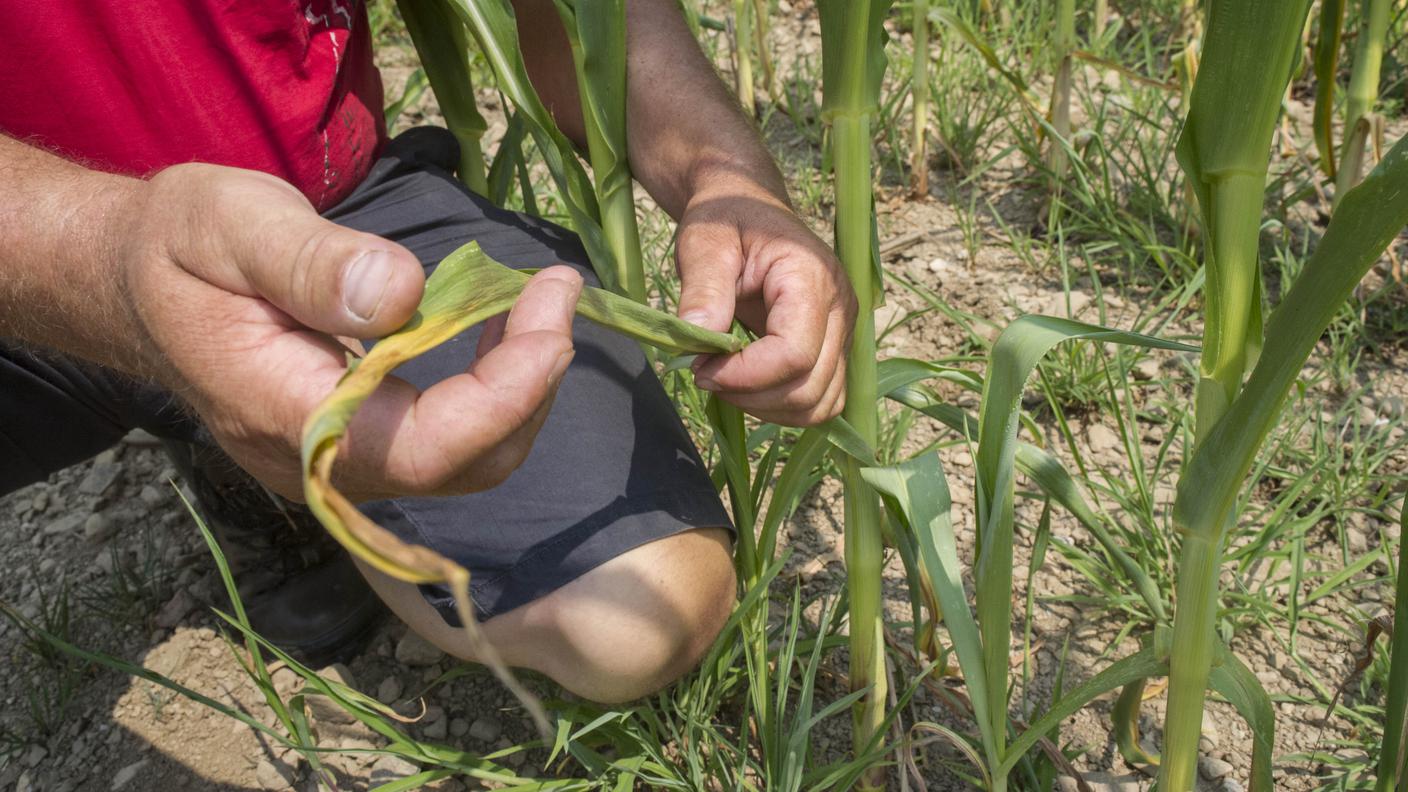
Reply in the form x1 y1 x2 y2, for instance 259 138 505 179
301 242 741 738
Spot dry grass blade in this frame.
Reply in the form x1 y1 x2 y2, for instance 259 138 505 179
300 241 742 741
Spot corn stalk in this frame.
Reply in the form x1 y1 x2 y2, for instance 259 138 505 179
818 1 892 786
398 0 490 194
1380 500 1408 792
551 0 646 302
1166 2 1344 787
910 0 931 198
1048 0 1075 185
1335 0 1391 204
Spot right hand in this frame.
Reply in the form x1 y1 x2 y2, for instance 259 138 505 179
118 163 581 501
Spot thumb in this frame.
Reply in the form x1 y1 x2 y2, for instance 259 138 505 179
675 221 740 334
174 167 426 338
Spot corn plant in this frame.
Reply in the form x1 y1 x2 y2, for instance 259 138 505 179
817 1 893 786
1336 0 1392 204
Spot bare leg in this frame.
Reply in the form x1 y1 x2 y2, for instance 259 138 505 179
356 527 736 703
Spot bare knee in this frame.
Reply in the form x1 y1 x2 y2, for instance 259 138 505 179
356 529 737 703
519 528 737 703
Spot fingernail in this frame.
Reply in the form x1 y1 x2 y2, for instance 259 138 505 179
681 310 710 327
696 376 720 391
549 350 574 386
343 251 396 321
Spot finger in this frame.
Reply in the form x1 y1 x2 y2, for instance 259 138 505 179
675 218 742 333
172 167 426 338
694 268 829 393
476 313 508 358
344 268 581 495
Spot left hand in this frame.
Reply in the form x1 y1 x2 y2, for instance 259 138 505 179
674 182 857 426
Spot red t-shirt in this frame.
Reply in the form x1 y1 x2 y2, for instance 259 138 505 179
1 1 386 211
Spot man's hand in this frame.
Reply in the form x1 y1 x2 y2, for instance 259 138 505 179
116 164 581 501
674 181 857 426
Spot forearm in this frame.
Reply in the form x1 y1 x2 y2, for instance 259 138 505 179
512 0 790 218
0 136 154 375
623 0 788 216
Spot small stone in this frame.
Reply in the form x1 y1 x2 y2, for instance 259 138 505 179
271 666 303 696
44 513 84 537
449 718 470 738
1086 423 1120 454
874 302 905 333
15 771 32 792
377 675 404 704
139 485 165 508
1133 358 1160 381
307 664 359 726
1055 777 1080 792
31 492 49 513
38 558 56 575
468 715 502 743
79 461 123 496
112 759 148 790
1199 755 1234 781
1222 780 1246 792
256 757 296 790
22 744 47 767
153 588 196 629
395 631 446 667
927 256 952 273
422 716 448 740
368 754 421 785
84 511 118 544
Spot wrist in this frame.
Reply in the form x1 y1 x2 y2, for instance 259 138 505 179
682 152 792 213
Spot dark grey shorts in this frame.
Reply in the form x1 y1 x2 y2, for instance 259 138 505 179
0 127 731 623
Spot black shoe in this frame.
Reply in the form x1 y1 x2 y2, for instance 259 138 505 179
163 441 386 666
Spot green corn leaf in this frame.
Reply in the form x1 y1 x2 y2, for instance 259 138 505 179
1208 646 1276 792
398 0 490 193
884 383 1168 622
859 453 1001 772
551 0 646 300
755 426 830 575
819 0 892 117
1112 677 1161 768
1313 0 1346 178
1378 500 1408 791
299 242 740 744
1175 134 1408 541
973 315 1194 749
